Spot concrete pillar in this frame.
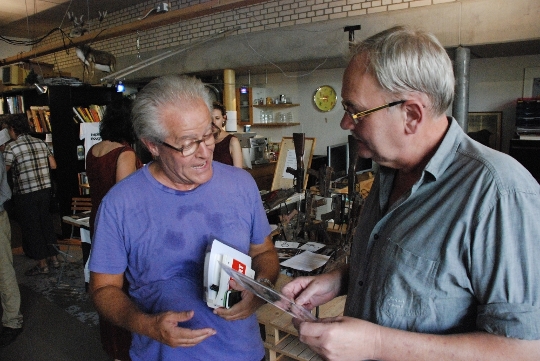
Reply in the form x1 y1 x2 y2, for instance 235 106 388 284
452 47 470 131
223 69 237 132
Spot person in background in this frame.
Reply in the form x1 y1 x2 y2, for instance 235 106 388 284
211 101 243 167
88 75 279 361
2 114 59 276
85 96 143 361
0 148 23 348
282 26 540 361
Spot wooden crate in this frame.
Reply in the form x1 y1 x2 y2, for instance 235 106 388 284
256 277 345 361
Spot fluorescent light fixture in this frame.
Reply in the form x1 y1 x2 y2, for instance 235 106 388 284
34 83 48 94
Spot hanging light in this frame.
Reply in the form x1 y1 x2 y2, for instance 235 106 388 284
115 81 125 93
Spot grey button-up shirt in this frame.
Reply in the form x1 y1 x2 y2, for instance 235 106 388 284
345 117 540 340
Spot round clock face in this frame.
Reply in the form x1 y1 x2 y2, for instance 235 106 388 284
313 85 337 112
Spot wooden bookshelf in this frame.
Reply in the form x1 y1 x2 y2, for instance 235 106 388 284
0 85 121 235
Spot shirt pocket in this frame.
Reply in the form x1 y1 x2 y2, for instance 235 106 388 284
376 240 438 321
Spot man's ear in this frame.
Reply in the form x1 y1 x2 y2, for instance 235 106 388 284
403 101 424 134
141 138 159 158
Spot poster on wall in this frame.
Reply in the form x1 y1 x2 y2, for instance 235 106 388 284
533 78 540 98
523 67 540 98
467 112 502 150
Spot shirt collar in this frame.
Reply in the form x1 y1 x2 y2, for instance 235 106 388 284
423 117 463 181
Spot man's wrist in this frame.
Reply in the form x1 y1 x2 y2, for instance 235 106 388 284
256 278 275 289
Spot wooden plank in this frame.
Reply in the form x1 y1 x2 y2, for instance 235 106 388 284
316 295 346 318
257 303 284 326
288 339 311 358
273 335 314 361
271 334 297 351
297 347 318 360
270 310 297 335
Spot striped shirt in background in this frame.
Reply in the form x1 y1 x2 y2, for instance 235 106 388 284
2 134 52 194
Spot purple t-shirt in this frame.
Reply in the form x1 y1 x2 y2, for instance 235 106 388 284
89 161 270 361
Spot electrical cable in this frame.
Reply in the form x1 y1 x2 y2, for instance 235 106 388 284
0 28 63 46
139 8 157 21
234 5 346 79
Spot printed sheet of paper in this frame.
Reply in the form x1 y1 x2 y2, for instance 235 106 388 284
298 242 325 252
281 150 297 179
0 129 10 146
280 251 330 272
274 241 300 249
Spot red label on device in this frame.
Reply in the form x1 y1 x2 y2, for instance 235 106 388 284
231 259 247 274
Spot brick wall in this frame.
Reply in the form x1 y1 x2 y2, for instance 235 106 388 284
38 0 454 73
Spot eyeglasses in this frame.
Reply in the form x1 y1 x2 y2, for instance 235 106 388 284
160 123 221 156
342 100 406 125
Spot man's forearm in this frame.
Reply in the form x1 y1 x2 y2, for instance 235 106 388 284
92 284 154 337
376 327 540 361
251 249 280 285
335 263 349 296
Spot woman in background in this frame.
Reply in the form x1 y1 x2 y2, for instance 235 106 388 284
86 97 142 361
212 101 243 167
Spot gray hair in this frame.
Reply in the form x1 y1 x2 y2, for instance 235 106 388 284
132 75 213 143
350 26 454 116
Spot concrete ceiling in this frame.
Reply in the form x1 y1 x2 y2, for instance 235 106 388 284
0 0 151 39
1 0 539 80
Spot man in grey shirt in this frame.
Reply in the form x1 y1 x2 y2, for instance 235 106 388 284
282 26 540 360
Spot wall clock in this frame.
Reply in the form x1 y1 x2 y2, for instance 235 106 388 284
313 85 337 112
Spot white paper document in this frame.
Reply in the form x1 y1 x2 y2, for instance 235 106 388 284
274 241 300 249
298 242 325 252
281 149 297 179
280 251 330 272
0 129 10 146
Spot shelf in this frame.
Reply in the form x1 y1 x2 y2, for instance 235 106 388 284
253 103 299 108
251 123 300 127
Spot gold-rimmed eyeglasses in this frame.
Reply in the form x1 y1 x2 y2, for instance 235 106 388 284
342 100 406 124
160 123 221 156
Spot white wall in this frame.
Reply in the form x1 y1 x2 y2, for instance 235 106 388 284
469 54 540 153
238 68 348 156
0 42 30 59
238 54 540 156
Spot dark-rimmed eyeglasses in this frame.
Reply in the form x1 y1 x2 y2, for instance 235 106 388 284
160 123 221 156
342 100 406 125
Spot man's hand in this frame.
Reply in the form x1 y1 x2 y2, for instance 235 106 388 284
212 279 265 321
149 310 216 348
294 316 381 361
281 269 343 311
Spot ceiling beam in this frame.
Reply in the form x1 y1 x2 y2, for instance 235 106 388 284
0 0 269 67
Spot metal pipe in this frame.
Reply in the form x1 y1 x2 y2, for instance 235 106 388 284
452 46 470 130
100 27 239 83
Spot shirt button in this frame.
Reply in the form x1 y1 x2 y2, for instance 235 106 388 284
374 234 379 240
358 280 364 286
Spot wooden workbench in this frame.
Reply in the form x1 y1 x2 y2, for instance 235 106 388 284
256 275 346 361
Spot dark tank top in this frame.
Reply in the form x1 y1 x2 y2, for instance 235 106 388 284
86 144 142 236
213 134 235 166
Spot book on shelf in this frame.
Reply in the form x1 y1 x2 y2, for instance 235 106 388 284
72 107 85 123
518 135 540 140
27 110 41 132
5 95 25 114
28 106 52 133
72 105 106 123
515 127 540 140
